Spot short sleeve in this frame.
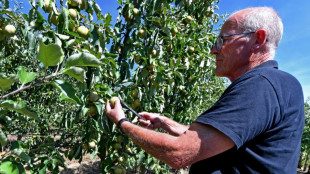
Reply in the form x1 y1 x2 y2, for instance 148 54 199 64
195 75 280 149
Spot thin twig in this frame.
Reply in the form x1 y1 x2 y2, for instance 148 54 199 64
4 13 24 25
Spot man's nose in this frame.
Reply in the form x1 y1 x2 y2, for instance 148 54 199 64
210 45 219 55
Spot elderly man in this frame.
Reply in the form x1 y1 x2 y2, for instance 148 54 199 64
106 7 304 173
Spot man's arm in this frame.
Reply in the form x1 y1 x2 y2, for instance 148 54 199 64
106 98 235 169
121 121 235 169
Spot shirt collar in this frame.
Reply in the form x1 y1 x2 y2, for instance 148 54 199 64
230 60 279 86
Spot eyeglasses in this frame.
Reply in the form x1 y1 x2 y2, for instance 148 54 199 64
213 31 255 50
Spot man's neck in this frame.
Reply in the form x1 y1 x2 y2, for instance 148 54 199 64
249 52 273 69
229 53 273 82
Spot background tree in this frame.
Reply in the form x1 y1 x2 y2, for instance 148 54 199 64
299 97 310 172
0 0 225 173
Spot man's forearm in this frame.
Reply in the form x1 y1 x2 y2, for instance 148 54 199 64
159 116 189 136
120 121 187 169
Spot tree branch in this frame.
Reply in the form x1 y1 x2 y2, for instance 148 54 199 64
0 72 59 100
117 27 132 63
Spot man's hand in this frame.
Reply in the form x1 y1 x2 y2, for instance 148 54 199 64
138 112 163 129
106 97 126 124
140 112 190 136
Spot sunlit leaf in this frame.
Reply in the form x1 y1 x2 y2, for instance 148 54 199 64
28 30 36 50
66 52 102 67
61 67 86 82
104 13 112 27
55 33 70 40
17 66 38 85
0 160 25 174
37 41 64 68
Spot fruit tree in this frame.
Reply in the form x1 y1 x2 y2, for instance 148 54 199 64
0 0 226 173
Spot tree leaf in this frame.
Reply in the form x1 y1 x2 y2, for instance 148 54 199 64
17 66 38 85
104 13 112 27
58 7 69 32
61 67 86 82
0 74 17 93
0 100 39 120
37 41 64 68
174 71 184 84
66 52 102 67
0 128 7 147
55 33 70 40
12 149 31 163
52 80 81 104
103 52 118 58
27 30 36 50
0 161 19 174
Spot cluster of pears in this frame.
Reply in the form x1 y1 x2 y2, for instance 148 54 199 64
86 91 99 117
137 14 194 55
44 0 89 38
125 7 159 57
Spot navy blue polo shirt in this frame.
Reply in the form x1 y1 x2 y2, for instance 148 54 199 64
190 60 304 174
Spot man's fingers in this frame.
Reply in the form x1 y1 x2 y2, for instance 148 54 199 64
139 112 151 119
139 111 148 114
114 98 122 109
139 119 152 126
106 100 111 111
145 120 154 129
138 119 148 125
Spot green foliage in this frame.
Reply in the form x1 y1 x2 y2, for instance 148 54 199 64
298 98 310 169
301 99 310 152
0 0 225 173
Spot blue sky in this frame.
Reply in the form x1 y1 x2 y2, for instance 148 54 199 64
17 0 310 101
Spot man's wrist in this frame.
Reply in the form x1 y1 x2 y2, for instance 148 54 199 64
117 118 130 134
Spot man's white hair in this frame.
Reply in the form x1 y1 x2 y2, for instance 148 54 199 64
235 7 284 58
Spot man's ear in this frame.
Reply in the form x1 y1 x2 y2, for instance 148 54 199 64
251 29 267 52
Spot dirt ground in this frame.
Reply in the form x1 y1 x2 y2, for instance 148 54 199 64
57 154 190 174
59 154 101 174
57 154 189 174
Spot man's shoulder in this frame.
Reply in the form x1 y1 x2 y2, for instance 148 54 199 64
258 62 302 90
242 60 301 88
